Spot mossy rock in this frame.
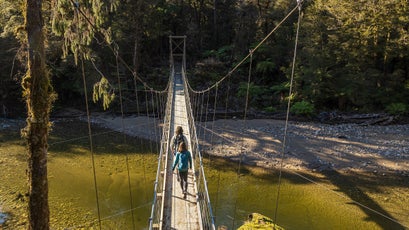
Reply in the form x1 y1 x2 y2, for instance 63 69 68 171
237 213 284 230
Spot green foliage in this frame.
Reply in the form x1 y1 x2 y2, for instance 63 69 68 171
386 103 408 115
237 82 264 98
202 45 233 62
51 0 118 63
264 106 276 112
238 213 284 230
297 0 409 111
0 0 24 40
270 83 289 95
290 101 315 117
1 0 408 115
92 76 115 110
256 60 275 75
192 57 226 89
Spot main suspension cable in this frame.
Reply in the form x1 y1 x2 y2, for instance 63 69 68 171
186 4 300 94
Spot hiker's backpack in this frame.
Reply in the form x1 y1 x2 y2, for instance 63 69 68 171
174 134 184 150
178 151 190 171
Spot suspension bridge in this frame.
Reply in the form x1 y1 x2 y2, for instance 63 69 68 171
148 36 215 229
28 0 406 229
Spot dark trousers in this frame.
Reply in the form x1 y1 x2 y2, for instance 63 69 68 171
178 170 188 192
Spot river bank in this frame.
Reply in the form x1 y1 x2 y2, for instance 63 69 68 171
78 111 409 178
1 112 408 228
2 110 409 181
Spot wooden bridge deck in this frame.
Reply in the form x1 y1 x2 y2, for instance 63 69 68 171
162 72 201 229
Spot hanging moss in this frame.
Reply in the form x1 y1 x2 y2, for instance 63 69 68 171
92 76 115 110
51 0 118 61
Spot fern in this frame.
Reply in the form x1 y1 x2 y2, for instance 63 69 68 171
386 103 408 115
256 61 275 75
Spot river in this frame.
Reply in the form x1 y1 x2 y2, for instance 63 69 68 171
0 120 407 229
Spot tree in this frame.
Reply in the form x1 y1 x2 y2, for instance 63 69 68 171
51 0 120 109
21 0 56 229
297 0 409 111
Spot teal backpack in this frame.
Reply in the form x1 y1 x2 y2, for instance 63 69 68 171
178 151 190 172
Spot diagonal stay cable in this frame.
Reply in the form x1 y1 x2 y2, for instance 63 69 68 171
115 47 137 229
231 50 254 229
273 1 303 227
49 119 157 146
64 201 152 230
72 4 102 229
80 54 102 230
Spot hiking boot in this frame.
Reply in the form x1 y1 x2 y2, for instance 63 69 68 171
183 193 187 199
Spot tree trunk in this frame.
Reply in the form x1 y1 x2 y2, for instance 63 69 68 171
213 0 217 47
22 0 55 229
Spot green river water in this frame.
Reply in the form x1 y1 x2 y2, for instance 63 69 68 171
1 120 407 229
44 153 406 230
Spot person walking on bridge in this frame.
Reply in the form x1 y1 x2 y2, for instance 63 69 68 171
172 142 192 199
170 126 188 156
170 126 188 182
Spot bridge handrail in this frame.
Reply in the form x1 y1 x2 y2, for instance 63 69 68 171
148 66 174 229
182 67 216 230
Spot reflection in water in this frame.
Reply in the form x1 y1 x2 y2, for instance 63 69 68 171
48 151 157 229
0 212 8 225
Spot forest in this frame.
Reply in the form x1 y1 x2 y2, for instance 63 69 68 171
1 1 409 229
0 0 408 118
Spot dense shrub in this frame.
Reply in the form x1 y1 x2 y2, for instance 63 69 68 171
264 106 276 112
290 101 315 117
386 103 408 115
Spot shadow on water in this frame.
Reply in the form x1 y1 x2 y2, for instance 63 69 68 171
320 169 407 230
48 120 157 156
203 154 408 229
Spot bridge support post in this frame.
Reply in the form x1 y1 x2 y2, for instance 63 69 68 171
169 35 186 71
